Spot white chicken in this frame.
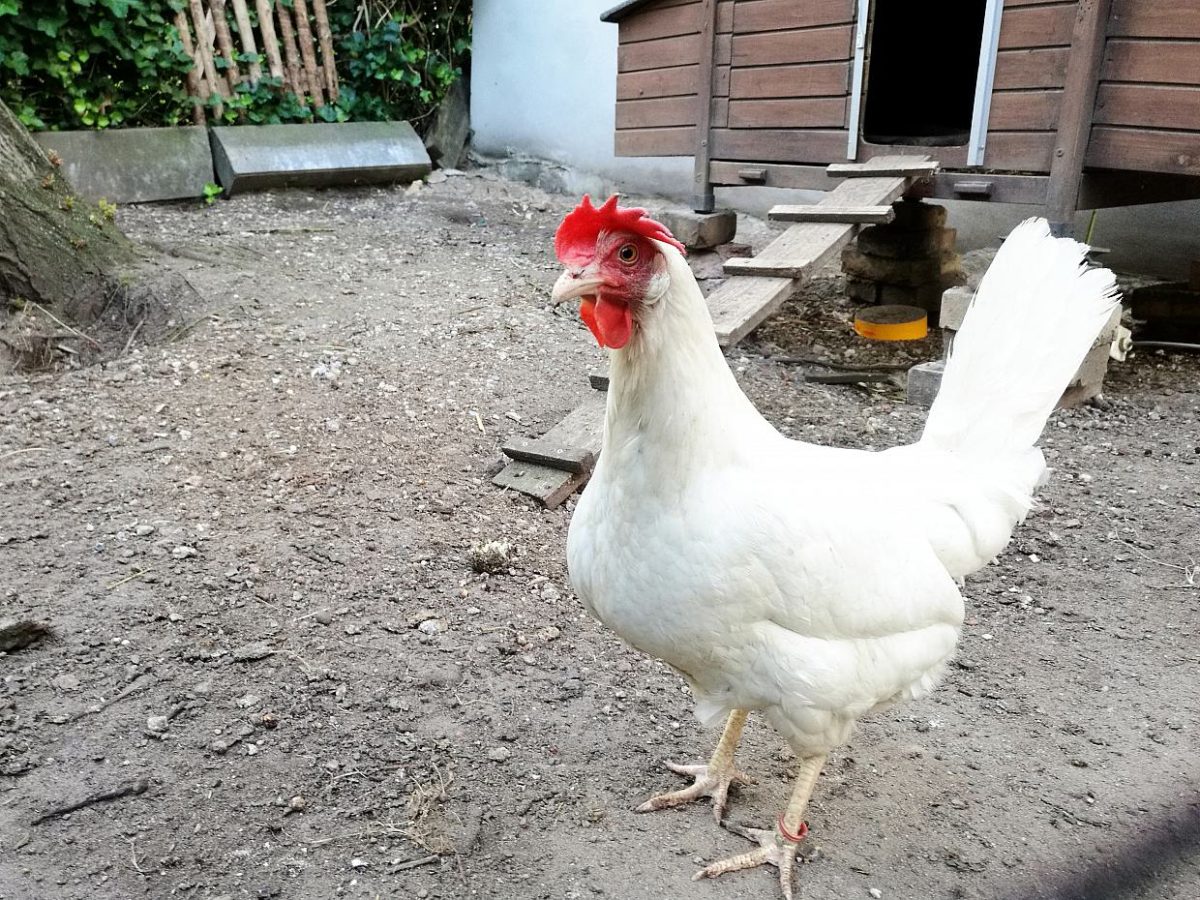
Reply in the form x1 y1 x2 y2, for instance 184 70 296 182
551 195 1120 898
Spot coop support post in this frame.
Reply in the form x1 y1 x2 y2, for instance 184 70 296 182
1045 0 1113 236
845 0 870 160
691 0 719 213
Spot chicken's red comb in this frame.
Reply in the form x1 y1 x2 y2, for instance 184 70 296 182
554 194 686 266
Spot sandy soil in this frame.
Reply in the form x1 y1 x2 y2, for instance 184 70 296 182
1 172 1198 900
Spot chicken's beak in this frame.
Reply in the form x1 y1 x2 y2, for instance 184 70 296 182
552 269 605 305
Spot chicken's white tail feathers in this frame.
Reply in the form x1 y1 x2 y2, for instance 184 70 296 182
921 218 1120 454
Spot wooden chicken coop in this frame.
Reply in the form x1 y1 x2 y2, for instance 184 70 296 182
602 0 1200 227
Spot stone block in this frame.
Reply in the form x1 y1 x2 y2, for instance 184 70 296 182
33 127 214 203
845 278 880 304
890 200 947 232
906 359 945 407
210 121 431 195
424 79 470 169
939 285 975 331
856 225 956 260
842 245 962 288
655 208 737 250
878 282 948 311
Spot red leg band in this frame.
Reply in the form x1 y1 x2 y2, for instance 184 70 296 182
776 815 809 843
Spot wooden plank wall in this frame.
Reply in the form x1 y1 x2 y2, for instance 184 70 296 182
1088 0 1200 176
615 0 734 157
983 0 1079 172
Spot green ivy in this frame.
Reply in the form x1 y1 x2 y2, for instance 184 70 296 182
0 0 470 131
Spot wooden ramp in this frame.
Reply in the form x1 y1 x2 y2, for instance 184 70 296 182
493 156 936 506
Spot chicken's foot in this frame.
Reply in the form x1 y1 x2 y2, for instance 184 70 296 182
694 753 826 900
636 709 753 823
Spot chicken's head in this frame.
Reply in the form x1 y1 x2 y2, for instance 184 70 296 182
551 195 686 349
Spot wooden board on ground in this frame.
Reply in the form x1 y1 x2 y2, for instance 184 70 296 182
492 391 606 507
707 276 794 346
768 204 895 223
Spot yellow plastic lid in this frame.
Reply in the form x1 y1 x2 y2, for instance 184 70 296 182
854 304 928 341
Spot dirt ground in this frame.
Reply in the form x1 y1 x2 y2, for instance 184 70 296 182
1 172 1198 900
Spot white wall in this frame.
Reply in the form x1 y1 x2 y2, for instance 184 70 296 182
471 0 1199 279
471 0 692 198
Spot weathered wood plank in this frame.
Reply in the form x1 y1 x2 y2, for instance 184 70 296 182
710 160 833 189
827 160 938 177
707 276 795 346
768 204 895 223
1108 0 1200 38
731 25 854 67
618 66 698 100
501 438 596 474
615 126 696 156
982 130 1057 172
1101 39 1200 86
988 89 1063 131
728 97 848 129
729 62 851 99
1094 84 1200 131
997 4 1076 49
616 96 698 129
1086 126 1200 176
618 0 701 42
710 128 848 162
732 0 854 33
619 34 701 72
492 392 606 508
993 47 1069 90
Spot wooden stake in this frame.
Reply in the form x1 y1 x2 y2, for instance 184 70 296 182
254 0 285 81
275 0 309 104
291 0 325 107
310 0 338 101
229 0 263 84
208 0 242 92
173 10 207 124
188 0 225 117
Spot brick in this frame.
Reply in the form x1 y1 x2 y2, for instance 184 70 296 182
33 126 214 203
655 208 737 250
856 225 956 260
906 359 945 407
939 286 975 331
210 121 431 195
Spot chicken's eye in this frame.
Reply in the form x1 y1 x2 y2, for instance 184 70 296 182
617 244 639 264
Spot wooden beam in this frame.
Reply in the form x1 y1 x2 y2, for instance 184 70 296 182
827 159 939 178
768 204 894 223
501 439 596 475
1045 0 1114 229
492 392 606 508
692 0 719 211
707 277 795 347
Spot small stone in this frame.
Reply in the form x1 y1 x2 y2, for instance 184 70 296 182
172 545 197 559
325 759 341 772
869 889 883 899
134 525 155 537
486 747 512 763
52 673 80 692
350 858 368 869
417 618 443 635
313 610 333 626
210 739 230 754
236 693 262 709
146 715 170 733
231 641 274 662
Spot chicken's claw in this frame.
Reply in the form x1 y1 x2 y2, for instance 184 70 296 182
694 824 807 900
635 761 755 823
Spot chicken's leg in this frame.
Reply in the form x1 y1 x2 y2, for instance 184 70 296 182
636 710 754 822
694 753 826 900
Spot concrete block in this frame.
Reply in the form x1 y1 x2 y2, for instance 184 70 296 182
655 208 737 250
856 224 956 260
424 79 470 169
210 121 431 195
33 127 214 203
939 285 975 330
906 359 945 407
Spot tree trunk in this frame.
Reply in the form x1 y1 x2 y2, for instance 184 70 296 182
0 99 138 308
0 99 193 370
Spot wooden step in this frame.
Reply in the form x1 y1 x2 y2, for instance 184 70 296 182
827 159 938 178
768 204 895 224
707 276 795 347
